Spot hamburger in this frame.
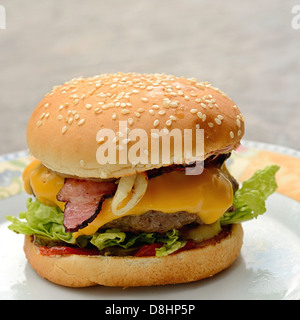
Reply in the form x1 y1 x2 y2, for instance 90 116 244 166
7 72 279 287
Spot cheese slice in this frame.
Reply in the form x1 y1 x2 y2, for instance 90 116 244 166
74 167 233 238
23 159 65 211
23 161 233 238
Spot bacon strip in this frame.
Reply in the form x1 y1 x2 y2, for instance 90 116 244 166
57 179 117 232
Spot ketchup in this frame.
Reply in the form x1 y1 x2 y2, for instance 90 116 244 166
38 245 100 256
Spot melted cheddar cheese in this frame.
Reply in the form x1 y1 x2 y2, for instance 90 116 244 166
23 161 233 238
23 159 65 211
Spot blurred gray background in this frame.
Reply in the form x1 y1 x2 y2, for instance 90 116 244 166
0 0 299 154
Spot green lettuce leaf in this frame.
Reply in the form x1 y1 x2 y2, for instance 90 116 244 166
6 198 75 244
155 229 186 257
220 165 280 225
91 228 186 257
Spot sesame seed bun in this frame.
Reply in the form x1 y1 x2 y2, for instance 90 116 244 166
24 223 243 287
27 73 245 179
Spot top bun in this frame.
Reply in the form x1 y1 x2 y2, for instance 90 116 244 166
27 73 245 179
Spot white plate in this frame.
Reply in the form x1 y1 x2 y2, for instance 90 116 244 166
0 192 299 300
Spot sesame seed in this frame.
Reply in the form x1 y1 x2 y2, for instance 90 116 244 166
97 137 105 144
141 97 149 103
169 115 176 121
202 114 207 122
158 110 166 115
196 82 205 89
230 131 235 139
75 114 80 120
59 105 64 111
68 117 73 124
215 118 222 125
217 115 224 120
117 131 124 138
184 95 190 101
36 121 42 127
122 138 130 144
149 109 155 115
151 132 159 139
121 109 130 115
237 119 241 127
238 130 242 136
134 112 141 118
166 119 172 126
163 100 170 108
153 119 160 127
170 101 179 108
128 118 134 126
197 111 203 119
44 103 49 108
62 126 68 134
78 119 85 126
195 98 201 103
120 103 126 108
208 122 214 128
190 109 198 114
200 103 207 109
138 108 145 113
152 104 160 110
57 115 63 120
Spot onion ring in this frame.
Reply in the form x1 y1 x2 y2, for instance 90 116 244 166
111 173 148 216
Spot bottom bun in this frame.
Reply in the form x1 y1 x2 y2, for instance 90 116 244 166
24 224 243 288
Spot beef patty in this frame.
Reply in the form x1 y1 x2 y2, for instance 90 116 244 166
101 211 202 234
